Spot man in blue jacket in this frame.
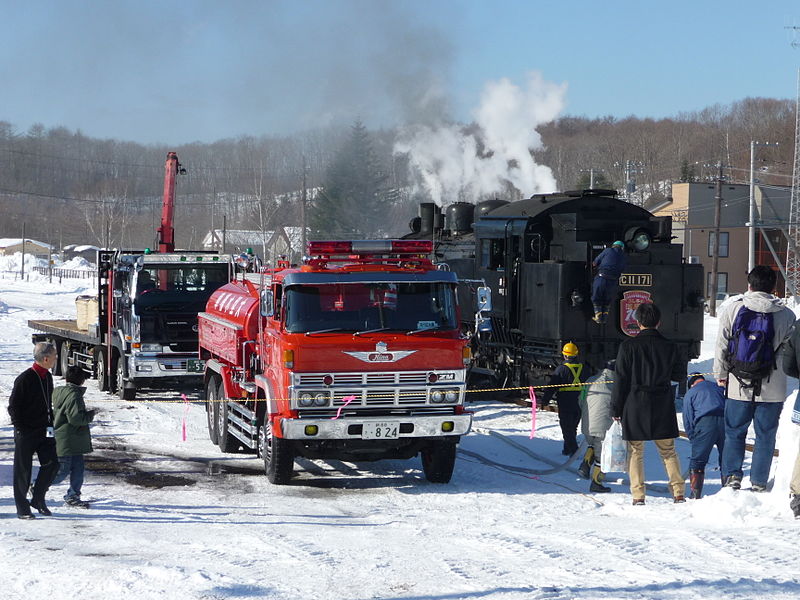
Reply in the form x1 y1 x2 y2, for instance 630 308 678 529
591 241 627 324
682 373 726 499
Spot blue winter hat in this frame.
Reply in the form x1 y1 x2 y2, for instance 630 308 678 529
687 373 705 388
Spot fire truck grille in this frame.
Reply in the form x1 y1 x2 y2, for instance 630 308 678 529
297 371 431 386
331 389 429 407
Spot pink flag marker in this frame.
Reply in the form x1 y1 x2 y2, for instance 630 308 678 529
529 387 537 439
181 393 190 441
332 395 357 420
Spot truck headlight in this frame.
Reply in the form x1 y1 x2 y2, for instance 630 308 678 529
313 393 329 407
444 389 459 403
430 390 444 403
299 393 314 407
140 343 161 352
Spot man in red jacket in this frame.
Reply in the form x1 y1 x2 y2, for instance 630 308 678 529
8 342 60 519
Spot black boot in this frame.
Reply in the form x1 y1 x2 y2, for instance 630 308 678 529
30 498 52 516
590 463 611 493
578 447 594 479
689 469 705 499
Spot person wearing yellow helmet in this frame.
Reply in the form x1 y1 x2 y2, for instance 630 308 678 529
539 342 589 456
591 240 628 324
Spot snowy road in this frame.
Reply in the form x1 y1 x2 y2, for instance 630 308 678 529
1 272 799 600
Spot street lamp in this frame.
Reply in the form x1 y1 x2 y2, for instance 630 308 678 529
748 141 779 272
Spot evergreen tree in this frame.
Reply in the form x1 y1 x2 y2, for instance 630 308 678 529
679 160 697 182
310 120 388 238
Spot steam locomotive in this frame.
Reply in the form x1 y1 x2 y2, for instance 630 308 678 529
405 189 705 389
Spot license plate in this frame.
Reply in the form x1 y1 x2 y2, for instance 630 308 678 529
186 359 205 373
362 421 400 440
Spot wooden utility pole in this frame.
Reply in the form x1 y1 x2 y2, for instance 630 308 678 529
709 161 723 317
20 222 26 279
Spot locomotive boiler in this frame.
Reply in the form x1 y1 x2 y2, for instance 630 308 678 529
406 189 705 389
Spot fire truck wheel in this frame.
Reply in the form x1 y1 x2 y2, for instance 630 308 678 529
260 419 294 485
217 380 239 453
205 376 220 445
96 350 109 392
421 441 457 483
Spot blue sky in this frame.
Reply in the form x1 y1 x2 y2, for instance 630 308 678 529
1 0 798 145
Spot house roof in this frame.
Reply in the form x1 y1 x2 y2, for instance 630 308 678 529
0 238 53 250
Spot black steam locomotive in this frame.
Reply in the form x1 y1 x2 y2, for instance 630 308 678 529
406 189 705 389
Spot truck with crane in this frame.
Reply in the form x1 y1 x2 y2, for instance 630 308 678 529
29 152 230 400
198 240 492 484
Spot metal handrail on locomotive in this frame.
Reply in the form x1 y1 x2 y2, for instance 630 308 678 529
404 189 705 391
197 239 488 485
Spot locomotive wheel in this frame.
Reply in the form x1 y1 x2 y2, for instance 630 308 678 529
421 441 457 483
116 356 136 401
95 349 110 392
205 376 220 445
59 342 70 377
216 380 239 453
260 418 294 484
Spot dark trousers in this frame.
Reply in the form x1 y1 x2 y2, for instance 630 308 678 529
722 399 783 487
591 276 618 310
558 397 581 454
688 414 725 471
13 428 59 515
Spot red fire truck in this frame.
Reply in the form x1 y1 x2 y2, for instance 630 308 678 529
197 240 490 484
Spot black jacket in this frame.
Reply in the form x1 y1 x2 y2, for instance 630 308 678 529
8 367 54 431
611 328 684 441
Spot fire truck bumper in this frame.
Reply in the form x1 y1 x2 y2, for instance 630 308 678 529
279 413 472 440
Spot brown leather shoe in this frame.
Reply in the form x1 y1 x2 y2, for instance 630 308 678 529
632 498 645 506
673 495 686 504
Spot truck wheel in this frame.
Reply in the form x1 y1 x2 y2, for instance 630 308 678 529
216 380 239 453
421 441 457 483
260 419 294 485
205 376 220 445
116 357 137 401
58 342 70 377
96 350 110 392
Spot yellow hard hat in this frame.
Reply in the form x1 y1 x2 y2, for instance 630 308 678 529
562 342 579 357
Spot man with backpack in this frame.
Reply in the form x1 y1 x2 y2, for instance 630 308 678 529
714 265 795 492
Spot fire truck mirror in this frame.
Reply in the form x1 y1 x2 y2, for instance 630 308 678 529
261 289 274 317
476 286 492 312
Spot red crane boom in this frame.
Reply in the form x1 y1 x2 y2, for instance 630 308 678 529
157 151 181 253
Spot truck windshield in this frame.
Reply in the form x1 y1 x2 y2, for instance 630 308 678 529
284 282 457 334
134 265 229 312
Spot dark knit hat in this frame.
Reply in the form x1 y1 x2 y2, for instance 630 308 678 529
687 373 705 389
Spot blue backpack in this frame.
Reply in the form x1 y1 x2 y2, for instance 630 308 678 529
725 306 775 394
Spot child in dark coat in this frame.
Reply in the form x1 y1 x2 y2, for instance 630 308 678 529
682 373 726 499
51 367 95 508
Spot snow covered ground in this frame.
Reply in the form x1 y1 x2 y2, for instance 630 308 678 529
1 266 799 600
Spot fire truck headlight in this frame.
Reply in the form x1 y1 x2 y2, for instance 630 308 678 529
313 393 329 407
299 393 314 407
444 389 459 403
430 390 444 403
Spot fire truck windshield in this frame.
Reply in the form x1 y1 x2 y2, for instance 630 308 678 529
284 282 457 334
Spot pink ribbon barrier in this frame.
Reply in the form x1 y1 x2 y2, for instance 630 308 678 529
529 386 537 439
332 395 357 420
181 393 189 441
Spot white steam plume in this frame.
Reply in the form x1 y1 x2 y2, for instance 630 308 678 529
395 72 566 205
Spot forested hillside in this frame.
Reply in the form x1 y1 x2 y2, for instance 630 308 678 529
0 96 795 250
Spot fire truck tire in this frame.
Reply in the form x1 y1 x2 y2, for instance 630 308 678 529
421 441 457 483
205 377 220 445
116 356 136 401
58 342 70 376
95 350 110 392
261 419 294 484
217 381 239 453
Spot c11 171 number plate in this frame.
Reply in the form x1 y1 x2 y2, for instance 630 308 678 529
362 421 399 439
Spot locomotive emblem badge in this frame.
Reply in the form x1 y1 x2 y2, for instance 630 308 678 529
620 290 652 337
343 341 416 363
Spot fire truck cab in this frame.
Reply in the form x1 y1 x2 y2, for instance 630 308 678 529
198 240 476 484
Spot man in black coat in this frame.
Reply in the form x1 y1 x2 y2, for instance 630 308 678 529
8 341 60 518
611 302 686 505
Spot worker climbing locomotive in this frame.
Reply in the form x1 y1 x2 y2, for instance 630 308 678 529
405 189 705 390
197 240 491 484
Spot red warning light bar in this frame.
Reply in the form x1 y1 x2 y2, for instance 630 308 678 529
307 240 433 255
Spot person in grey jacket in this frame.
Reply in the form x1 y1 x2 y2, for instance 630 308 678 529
714 265 795 491
578 360 615 493
51 366 95 508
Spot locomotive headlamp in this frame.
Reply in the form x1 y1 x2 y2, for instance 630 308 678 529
624 227 651 252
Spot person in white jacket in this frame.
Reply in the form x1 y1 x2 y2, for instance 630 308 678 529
713 265 795 491
578 361 615 493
